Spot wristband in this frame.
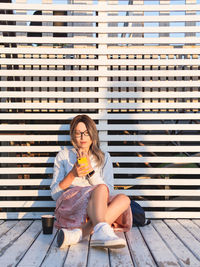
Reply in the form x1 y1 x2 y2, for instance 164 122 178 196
86 170 95 180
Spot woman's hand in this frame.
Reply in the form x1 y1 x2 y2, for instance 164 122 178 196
73 149 93 177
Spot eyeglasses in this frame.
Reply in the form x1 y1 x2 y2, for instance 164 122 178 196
75 130 90 138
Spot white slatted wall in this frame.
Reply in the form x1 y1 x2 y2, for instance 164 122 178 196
0 0 200 219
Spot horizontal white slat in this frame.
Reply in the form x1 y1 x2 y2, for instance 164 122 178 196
0 212 54 220
137 201 200 208
1 3 200 12
0 211 199 219
0 70 200 78
145 212 200 219
1 36 200 44
1 58 198 66
1 102 199 110
1 124 200 131
2 25 200 34
0 157 55 163
1 156 200 164
0 201 55 208
0 179 52 186
0 47 199 55
1 189 199 197
115 189 200 196
1 14 199 23
0 168 53 174
1 145 200 153
1 91 200 99
1 178 200 186
115 179 200 186
0 200 199 208
0 146 62 153
2 113 200 121
1 135 200 142
0 167 200 175
114 168 200 174
0 190 51 197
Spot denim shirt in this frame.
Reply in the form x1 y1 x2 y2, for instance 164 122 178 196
50 147 114 201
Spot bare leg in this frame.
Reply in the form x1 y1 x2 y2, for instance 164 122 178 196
81 184 130 238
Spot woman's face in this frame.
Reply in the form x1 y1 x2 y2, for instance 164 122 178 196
74 122 92 151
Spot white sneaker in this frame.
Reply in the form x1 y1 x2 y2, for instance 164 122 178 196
57 228 82 249
90 223 126 249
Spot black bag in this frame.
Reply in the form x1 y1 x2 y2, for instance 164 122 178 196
130 200 151 227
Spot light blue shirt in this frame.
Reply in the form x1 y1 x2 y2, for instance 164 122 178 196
50 147 114 201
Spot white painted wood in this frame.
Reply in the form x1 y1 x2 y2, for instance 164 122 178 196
2 113 200 120
164 220 200 261
0 220 42 267
1 178 200 187
0 201 55 208
2 155 200 164
177 219 200 243
0 0 200 220
2 25 200 34
1 14 199 23
2 134 200 142
1 145 200 153
0 47 199 55
139 224 180 266
152 220 200 266
0 58 199 66
17 228 56 267
109 232 133 267
0 167 200 175
1 36 200 45
41 232 69 267
0 221 18 238
0 221 33 256
1 3 200 12
126 227 156 267
2 124 200 131
1 90 200 98
87 244 110 267
63 236 89 267
0 212 54 220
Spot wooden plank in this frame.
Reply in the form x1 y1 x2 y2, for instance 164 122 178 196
109 232 133 267
41 232 68 267
87 239 110 267
139 223 180 266
0 220 41 267
126 227 156 267
2 124 200 131
0 220 18 237
152 220 200 266
0 58 199 66
1 14 199 23
178 220 200 243
1 3 200 12
164 220 200 261
0 220 33 257
0 47 199 55
63 236 89 267
17 228 57 267
0 212 54 220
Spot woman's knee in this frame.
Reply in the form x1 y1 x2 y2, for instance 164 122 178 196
116 194 130 207
95 183 109 193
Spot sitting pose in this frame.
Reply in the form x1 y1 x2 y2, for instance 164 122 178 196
50 114 132 249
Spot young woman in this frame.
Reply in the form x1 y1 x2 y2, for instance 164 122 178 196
50 114 132 249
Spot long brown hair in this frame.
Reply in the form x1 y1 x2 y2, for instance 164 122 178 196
70 115 105 167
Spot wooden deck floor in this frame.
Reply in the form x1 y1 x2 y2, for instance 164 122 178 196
0 219 200 267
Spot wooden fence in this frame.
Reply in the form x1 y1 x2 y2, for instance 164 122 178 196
0 0 200 219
